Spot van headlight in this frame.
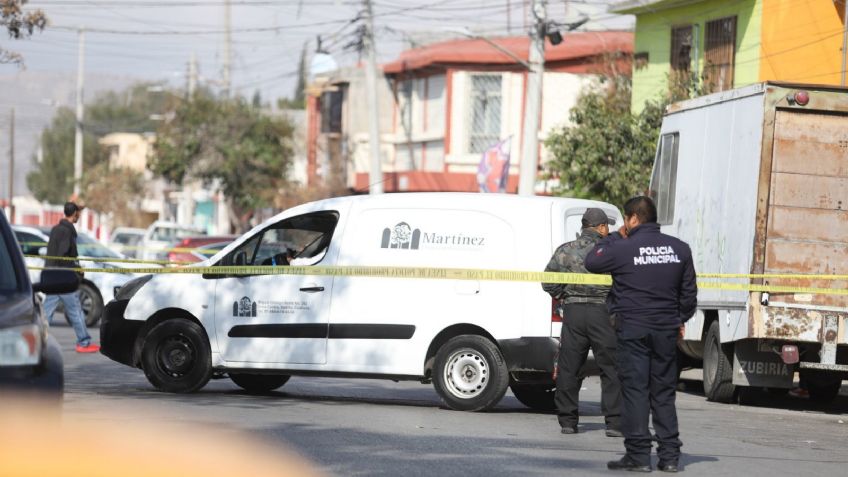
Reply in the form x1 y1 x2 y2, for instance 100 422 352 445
115 274 153 301
0 324 42 366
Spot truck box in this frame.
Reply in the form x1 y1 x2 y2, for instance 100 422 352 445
652 82 848 403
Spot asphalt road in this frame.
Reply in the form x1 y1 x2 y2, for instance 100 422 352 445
51 323 848 476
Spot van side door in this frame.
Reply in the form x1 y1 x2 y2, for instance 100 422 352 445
210 211 341 365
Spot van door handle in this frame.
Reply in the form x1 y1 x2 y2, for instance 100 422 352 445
299 286 325 293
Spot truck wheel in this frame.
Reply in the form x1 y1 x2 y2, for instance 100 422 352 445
230 374 290 394
141 319 212 393
702 321 735 403
510 383 556 411
802 371 842 404
78 283 104 328
433 335 509 412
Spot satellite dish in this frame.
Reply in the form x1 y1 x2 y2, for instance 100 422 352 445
310 53 338 78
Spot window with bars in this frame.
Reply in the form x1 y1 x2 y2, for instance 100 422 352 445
670 25 693 76
704 16 737 92
468 74 502 154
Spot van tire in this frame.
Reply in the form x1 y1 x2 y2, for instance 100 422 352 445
510 383 556 411
141 319 212 393
432 335 509 412
702 321 735 403
230 374 290 394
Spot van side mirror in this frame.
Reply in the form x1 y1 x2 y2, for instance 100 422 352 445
33 269 80 295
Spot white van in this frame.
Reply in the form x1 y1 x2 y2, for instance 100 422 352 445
101 193 622 411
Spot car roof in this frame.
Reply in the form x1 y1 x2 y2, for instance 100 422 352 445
11 225 49 239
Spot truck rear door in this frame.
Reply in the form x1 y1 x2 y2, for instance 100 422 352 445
765 109 848 309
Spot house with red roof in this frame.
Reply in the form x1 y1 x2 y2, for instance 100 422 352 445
306 31 633 194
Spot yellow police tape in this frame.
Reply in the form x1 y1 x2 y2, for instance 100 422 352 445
26 263 848 296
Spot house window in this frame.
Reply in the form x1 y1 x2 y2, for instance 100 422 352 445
670 25 693 95
320 90 343 133
634 52 649 71
649 133 680 225
468 74 502 154
704 16 737 92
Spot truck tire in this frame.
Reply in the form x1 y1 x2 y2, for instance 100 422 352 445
230 374 290 394
702 321 735 403
510 383 556 411
141 319 212 393
432 335 509 412
802 371 842 404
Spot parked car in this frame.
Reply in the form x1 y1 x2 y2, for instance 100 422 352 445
1 210 79 398
166 236 237 264
190 241 235 263
13 225 148 327
110 227 145 259
141 221 205 261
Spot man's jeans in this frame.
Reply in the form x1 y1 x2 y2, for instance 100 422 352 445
43 292 91 347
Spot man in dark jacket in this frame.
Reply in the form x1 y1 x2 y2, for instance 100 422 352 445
585 196 697 473
542 208 621 437
43 202 99 353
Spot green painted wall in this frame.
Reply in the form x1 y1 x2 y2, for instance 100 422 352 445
629 0 762 113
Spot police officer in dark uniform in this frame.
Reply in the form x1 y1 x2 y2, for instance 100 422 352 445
542 208 621 437
584 197 697 473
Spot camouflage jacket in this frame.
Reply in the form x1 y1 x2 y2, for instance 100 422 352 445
541 228 610 305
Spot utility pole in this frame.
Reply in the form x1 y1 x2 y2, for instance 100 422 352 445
223 0 232 97
518 0 545 196
363 0 384 194
188 52 198 97
842 0 848 86
73 27 85 198
7 108 14 221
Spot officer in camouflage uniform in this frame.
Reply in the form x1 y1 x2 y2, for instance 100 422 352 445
542 208 621 437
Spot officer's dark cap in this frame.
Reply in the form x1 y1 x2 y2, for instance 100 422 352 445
581 208 615 228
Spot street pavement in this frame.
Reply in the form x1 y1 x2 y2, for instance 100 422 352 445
51 322 848 476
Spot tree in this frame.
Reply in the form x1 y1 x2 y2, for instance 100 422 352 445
544 76 664 207
26 108 108 203
27 83 171 217
1 0 47 64
80 163 148 227
152 93 295 232
277 42 308 110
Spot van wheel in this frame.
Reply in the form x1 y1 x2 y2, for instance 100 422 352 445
702 321 735 403
230 374 290 394
141 319 212 393
510 383 556 411
432 335 509 412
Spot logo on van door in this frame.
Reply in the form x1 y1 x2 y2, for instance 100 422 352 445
233 296 257 317
381 222 421 250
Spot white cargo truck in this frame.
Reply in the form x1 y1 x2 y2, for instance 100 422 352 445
651 82 847 403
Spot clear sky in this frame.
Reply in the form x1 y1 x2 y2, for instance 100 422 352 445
4 0 633 103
